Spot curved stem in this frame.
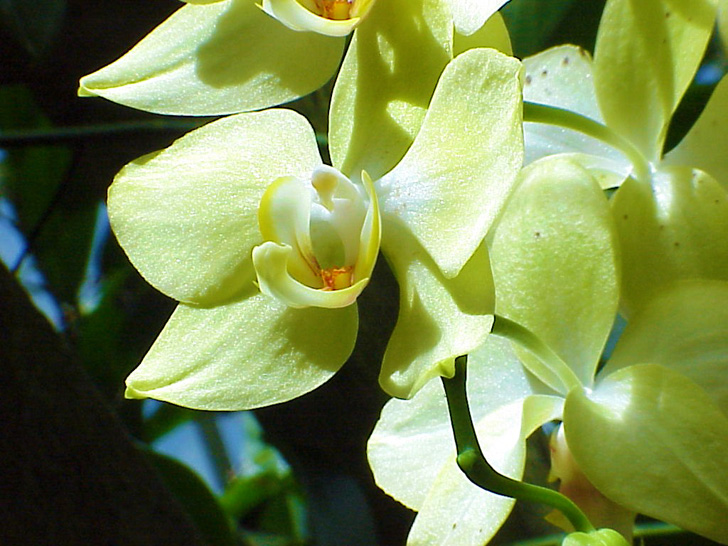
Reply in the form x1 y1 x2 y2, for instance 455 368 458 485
523 101 651 182
492 315 581 394
442 355 594 534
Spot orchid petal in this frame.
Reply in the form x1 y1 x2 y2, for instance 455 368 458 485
611 167 728 317
378 47 523 278
593 0 718 161
369 335 561 544
125 288 358 410
445 0 510 37
564 364 728 544
108 109 321 306
664 76 728 190
489 157 619 390
522 46 630 178
378 222 495 399
328 0 452 180
79 0 344 115
453 12 512 57
603 279 728 415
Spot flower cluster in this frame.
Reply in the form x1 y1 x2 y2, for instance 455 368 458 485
82 0 728 543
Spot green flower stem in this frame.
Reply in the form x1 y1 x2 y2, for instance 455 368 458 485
492 315 581 393
522 101 651 182
0 120 206 147
442 355 594 534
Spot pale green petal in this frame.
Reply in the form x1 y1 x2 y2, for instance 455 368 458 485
369 335 538 510
378 48 523 278
612 167 728 317
108 109 321 306
408 395 562 545
329 0 452 180
125 288 358 410
593 0 718 161
453 12 512 57
79 0 344 115
603 279 728 415
522 46 630 178
564 364 728 544
489 157 619 389
378 221 495 399
663 76 728 190
445 0 510 36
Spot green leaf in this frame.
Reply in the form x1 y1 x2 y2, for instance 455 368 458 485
489 156 619 390
143 448 237 546
501 0 577 57
125 287 358 411
0 0 66 57
79 0 344 115
593 0 718 161
564 363 728 544
612 167 728 317
108 109 322 306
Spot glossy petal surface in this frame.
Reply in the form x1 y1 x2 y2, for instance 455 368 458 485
370 335 562 545
79 0 344 115
452 12 512 57
489 157 619 390
329 0 452 180
377 48 524 278
612 167 728 317
379 221 495 399
125 288 358 410
664 76 728 190
564 364 728 544
593 0 718 160
604 280 728 415
445 0 510 36
108 110 321 306
522 46 630 180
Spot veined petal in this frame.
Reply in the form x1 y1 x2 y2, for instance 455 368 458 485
261 0 373 37
453 12 512 57
612 167 728 317
489 157 619 389
522 46 631 178
377 48 523 278
409 395 562 546
329 0 452 181
564 364 728 544
368 335 538 511
79 0 344 115
252 242 368 308
125 288 358 410
593 0 718 161
108 109 321 306
663 76 728 190
603 279 728 416
378 221 495 399
445 0 510 36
